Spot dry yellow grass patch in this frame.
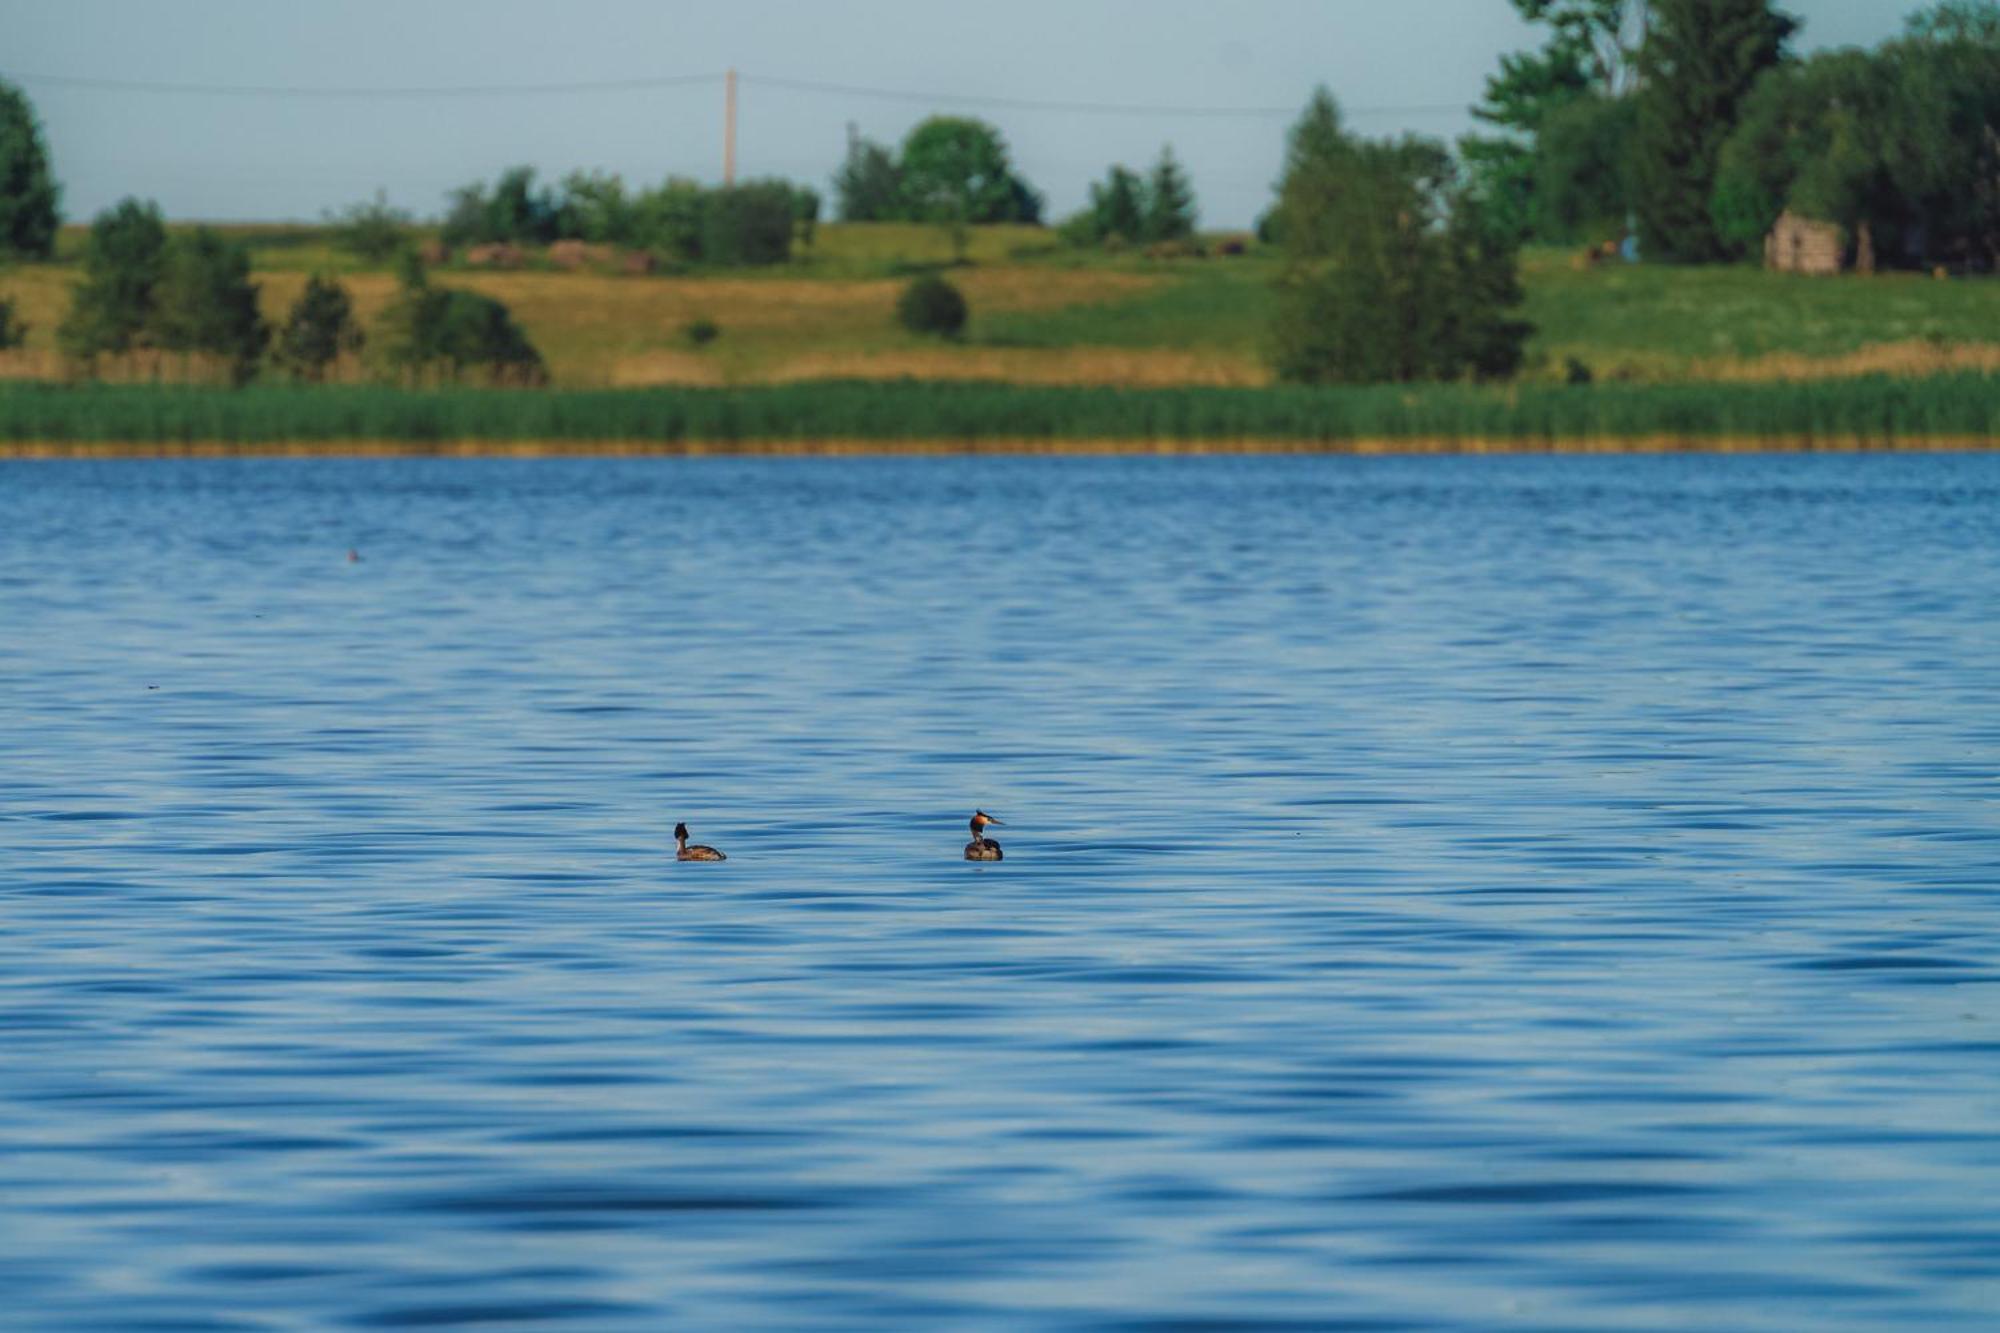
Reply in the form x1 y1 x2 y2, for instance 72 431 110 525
1692 339 2000 382
949 268 1162 312
0 266 81 354
606 351 730 387
0 349 61 380
761 347 1270 388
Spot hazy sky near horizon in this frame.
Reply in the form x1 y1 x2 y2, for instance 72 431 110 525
4 0 1913 229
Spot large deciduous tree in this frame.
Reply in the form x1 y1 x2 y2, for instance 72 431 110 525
0 79 59 260
1462 2 1649 241
897 117 1043 227
1631 0 1795 262
1533 93 1640 242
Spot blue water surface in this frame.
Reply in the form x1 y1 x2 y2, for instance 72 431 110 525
2 452 1997 1330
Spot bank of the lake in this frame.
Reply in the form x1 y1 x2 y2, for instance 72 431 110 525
0 377 1994 455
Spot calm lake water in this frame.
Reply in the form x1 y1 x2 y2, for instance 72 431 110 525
3 452 1998 1330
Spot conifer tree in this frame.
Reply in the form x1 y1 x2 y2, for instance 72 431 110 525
833 134 902 222
275 274 363 382
1142 146 1197 242
0 79 59 259
1088 167 1145 243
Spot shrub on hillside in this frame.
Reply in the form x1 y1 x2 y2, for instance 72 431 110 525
443 166 560 247
327 189 413 263
700 181 796 266
370 254 545 385
896 274 968 338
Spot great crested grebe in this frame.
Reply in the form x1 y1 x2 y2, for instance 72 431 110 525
675 822 726 862
963 811 1004 861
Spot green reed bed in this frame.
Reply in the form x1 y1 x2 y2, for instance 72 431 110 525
0 377 1995 448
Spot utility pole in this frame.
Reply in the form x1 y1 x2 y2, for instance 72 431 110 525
724 68 738 186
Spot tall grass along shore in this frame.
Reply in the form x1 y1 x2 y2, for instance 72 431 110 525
0 377 1993 457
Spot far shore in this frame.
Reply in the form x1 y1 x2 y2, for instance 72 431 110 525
1 435 1992 460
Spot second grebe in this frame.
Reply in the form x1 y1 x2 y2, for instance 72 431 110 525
963 811 1004 861
675 822 726 861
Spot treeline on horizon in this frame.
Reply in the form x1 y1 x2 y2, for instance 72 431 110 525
1467 0 2000 271
0 0 1996 398
1 376 1994 447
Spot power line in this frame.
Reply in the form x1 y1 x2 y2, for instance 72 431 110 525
1 66 1468 118
743 73 1464 119
0 71 724 99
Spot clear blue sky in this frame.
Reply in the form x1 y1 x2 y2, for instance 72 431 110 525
2 0 1915 229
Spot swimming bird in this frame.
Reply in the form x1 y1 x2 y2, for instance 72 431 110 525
963 811 1004 862
675 822 726 862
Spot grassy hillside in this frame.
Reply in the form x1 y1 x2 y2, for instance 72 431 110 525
5 223 2000 391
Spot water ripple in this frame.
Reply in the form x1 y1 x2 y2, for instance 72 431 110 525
2 453 1997 1329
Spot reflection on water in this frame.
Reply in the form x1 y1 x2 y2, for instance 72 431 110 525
3 453 1997 1329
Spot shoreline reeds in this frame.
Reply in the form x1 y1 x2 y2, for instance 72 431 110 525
0 378 1993 453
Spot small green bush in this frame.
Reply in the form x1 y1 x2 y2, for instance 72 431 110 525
327 189 413 263
896 274 968 338
683 317 720 347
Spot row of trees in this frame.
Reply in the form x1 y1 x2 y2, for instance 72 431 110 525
55 197 541 384
1712 6 2000 268
59 200 269 382
834 117 1208 252
437 167 820 266
1061 148 1198 248
1468 0 2000 268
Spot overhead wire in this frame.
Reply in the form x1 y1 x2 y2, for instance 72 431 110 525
0 67 1467 118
